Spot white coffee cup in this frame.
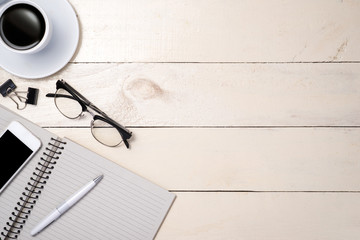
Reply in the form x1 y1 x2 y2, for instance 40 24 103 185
0 0 52 54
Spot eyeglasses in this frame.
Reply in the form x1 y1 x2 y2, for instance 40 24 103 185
46 80 132 148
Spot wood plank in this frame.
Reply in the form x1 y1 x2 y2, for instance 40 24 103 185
69 0 360 62
156 192 360 240
1 63 359 126
47 127 360 191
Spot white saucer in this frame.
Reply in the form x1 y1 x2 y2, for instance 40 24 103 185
0 0 79 79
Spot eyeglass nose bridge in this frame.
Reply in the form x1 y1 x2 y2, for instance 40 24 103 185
87 109 96 118
78 108 95 119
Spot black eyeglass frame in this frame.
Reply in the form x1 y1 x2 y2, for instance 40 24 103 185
46 80 132 148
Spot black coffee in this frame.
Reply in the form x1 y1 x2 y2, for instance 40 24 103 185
0 4 46 50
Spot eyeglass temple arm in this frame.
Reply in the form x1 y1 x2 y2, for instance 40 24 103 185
87 103 109 118
46 93 73 100
46 93 88 107
123 139 130 149
60 81 110 118
46 92 108 117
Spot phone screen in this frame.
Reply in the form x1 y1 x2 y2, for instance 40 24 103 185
0 130 33 189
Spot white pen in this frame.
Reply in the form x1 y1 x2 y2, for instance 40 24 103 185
31 175 103 236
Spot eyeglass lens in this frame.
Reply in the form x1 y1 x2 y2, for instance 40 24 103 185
91 119 123 147
55 88 82 119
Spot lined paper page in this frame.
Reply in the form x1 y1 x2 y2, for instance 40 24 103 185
20 138 175 240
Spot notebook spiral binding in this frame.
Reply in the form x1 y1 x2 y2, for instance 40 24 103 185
1 137 66 240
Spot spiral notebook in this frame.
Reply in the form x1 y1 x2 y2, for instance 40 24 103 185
0 105 175 240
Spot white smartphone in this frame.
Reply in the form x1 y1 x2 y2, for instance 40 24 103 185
0 121 41 193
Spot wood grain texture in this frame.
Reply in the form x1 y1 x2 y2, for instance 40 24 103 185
0 63 359 126
0 0 359 238
69 0 360 62
48 127 360 191
156 192 360 240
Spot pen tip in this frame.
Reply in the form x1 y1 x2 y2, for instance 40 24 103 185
93 175 103 184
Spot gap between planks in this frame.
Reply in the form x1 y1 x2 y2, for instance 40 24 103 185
170 190 360 193
69 61 360 64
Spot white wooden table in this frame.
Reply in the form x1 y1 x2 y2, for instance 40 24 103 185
1 0 360 239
